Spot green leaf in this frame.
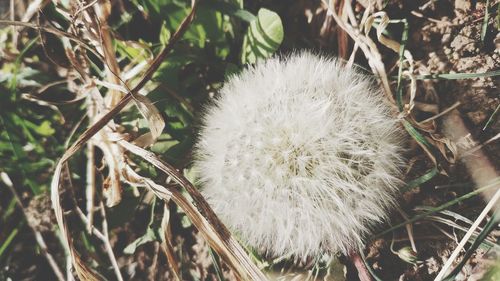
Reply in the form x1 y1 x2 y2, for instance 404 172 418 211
34 120 55 136
123 227 161 254
205 0 256 23
160 21 171 46
406 69 500 80
481 0 490 43
241 8 284 64
402 167 439 192
232 9 257 23
115 40 150 61
0 227 19 258
402 120 431 148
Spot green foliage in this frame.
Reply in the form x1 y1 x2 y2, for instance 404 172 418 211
241 8 284 63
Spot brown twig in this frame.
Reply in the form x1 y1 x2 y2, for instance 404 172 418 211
99 201 124 281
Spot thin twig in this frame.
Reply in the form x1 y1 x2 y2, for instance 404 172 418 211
74 207 107 241
396 207 418 252
10 0 17 48
418 102 461 124
75 204 125 281
99 201 124 281
85 142 96 232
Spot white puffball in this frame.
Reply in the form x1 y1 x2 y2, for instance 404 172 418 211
194 52 404 258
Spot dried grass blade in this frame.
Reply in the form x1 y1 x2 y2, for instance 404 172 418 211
0 20 105 61
483 103 499 131
160 203 182 281
132 94 165 141
412 70 500 80
50 162 102 281
325 0 395 103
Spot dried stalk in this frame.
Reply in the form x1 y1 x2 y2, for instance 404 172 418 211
99 201 124 281
92 1 124 106
436 110 500 280
161 203 182 281
85 135 96 231
75 204 126 281
325 0 394 103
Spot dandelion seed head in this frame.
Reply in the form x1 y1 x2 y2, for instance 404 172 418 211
194 52 404 258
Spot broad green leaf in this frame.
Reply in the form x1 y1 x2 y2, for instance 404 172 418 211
242 8 284 64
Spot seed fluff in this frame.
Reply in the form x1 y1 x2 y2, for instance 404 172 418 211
194 52 404 258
